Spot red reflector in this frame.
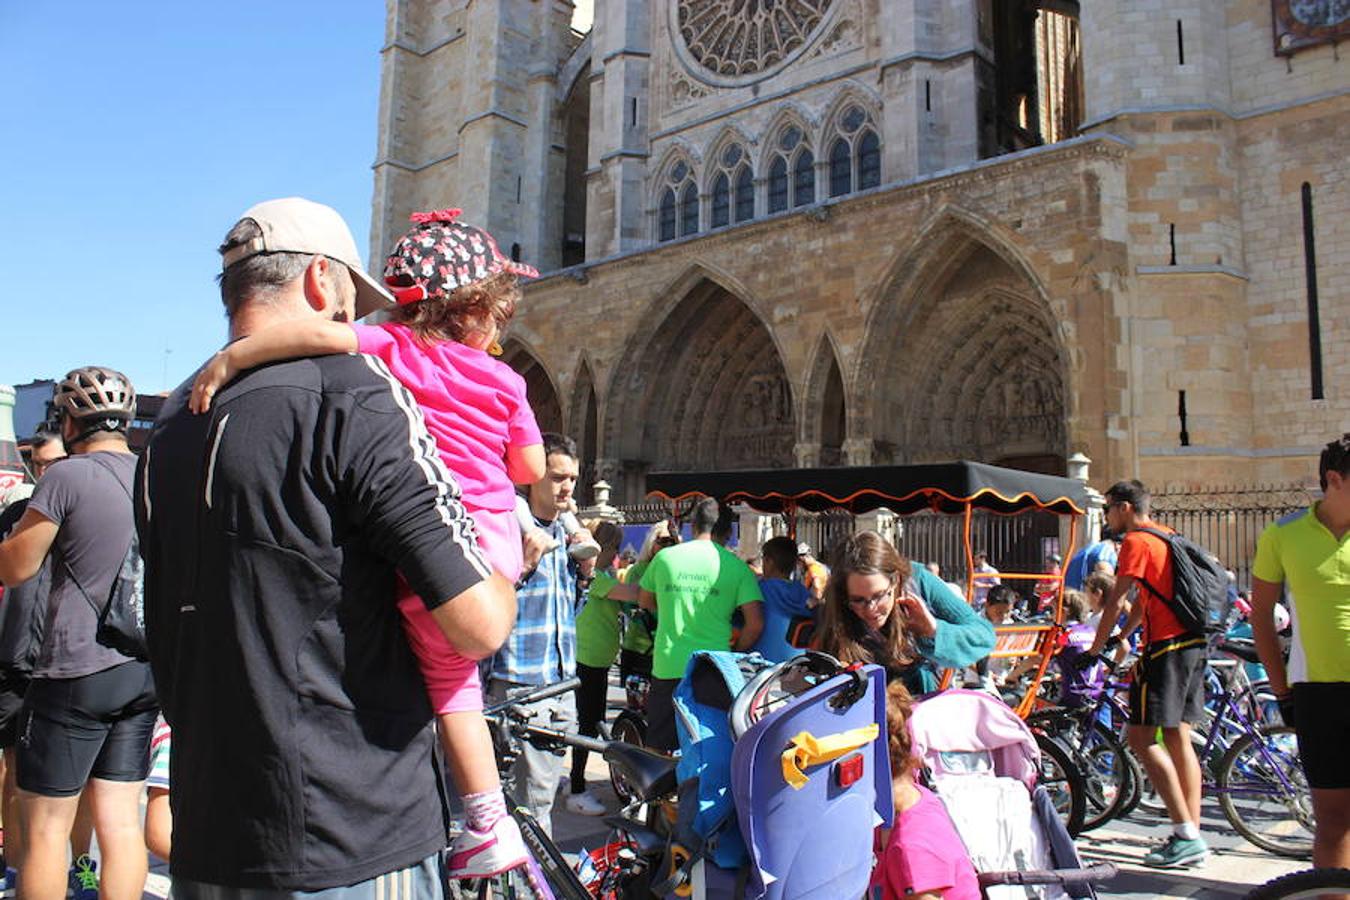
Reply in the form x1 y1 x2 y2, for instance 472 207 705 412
835 752 865 788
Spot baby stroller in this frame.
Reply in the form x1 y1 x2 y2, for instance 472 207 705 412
908 689 1117 899
663 651 890 900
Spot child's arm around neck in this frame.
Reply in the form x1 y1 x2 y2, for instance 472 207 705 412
190 319 359 413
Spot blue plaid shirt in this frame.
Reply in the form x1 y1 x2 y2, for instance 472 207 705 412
488 515 578 686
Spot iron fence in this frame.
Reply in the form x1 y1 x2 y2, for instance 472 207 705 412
894 509 1063 595
1150 484 1314 591
615 482 1315 593
613 501 674 525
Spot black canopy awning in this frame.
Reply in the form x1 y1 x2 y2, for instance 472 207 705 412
646 462 1087 516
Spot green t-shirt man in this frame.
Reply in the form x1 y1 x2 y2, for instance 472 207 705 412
1252 504 1350 684
640 540 763 679
575 570 624 669
620 560 654 656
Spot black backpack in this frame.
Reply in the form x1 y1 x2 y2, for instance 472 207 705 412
1135 526 1232 636
64 457 148 662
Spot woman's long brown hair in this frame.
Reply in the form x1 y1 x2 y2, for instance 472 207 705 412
816 530 915 670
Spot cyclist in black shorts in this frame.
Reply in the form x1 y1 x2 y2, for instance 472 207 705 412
0 431 70 883
0 368 157 900
1251 434 1350 872
1085 480 1208 869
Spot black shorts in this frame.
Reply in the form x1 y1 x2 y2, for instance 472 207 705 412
0 672 31 750
1292 682 1350 790
618 649 652 681
18 661 158 796
645 677 681 753
1128 635 1207 728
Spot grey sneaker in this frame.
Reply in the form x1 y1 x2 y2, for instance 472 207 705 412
1142 834 1208 868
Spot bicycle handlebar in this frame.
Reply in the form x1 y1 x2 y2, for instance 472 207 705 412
484 676 581 716
519 722 609 754
978 863 1118 887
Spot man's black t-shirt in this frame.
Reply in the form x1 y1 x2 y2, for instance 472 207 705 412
137 353 491 889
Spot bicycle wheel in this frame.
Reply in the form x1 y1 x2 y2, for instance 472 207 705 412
1026 711 1129 832
1077 721 1136 832
1034 732 1086 837
1217 725 1313 858
1116 744 1145 817
1242 867 1350 899
608 711 647 802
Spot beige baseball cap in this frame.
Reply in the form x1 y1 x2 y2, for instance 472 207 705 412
220 197 394 318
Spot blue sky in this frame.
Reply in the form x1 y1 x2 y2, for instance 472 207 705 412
0 2 388 395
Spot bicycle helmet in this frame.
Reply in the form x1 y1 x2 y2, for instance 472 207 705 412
52 367 136 442
1273 602 1291 632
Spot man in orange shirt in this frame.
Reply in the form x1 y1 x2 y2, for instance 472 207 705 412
1085 480 1207 868
796 543 829 608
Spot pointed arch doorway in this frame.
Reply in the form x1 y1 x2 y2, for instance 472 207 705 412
861 220 1071 475
605 274 796 502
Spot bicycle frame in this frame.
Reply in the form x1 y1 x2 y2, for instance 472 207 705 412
1197 659 1303 801
477 679 596 900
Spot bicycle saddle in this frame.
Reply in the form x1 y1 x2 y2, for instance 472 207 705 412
603 743 678 802
1218 639 1261 665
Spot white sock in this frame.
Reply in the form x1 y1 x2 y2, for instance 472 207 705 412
1174 822 1200 840
463 789 508 832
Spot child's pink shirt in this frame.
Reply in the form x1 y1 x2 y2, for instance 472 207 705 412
353 322 541 513
870 785 981 900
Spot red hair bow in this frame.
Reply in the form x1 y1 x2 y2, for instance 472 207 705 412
409 208 462 225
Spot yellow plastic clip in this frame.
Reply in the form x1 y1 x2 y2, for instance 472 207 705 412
781 723 879 790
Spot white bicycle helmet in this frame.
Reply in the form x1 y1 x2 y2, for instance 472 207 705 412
52 367 136 443
1273 602 1291 633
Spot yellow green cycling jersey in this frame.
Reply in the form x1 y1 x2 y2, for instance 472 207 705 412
1252 503 1350 684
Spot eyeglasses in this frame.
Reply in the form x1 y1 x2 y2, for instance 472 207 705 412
848 586 894 609
29 455 63 476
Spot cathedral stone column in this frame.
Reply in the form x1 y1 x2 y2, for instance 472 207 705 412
794 442 821 468
733 503 777 562
856 509 899 545
1067 452 1105 556
843 438 874 466
585 1 651 257
518 4 572 271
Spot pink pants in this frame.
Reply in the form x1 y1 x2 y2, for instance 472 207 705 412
399 506 521 714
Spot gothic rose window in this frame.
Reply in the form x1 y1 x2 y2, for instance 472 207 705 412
676 0 835 78
826 103 881 198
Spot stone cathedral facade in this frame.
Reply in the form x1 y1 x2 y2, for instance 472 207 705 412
372 1 1347 504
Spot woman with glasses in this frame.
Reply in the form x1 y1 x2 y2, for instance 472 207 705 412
816 531 995 695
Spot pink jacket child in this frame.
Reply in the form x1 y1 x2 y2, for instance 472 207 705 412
191 208 545 879
871 681 981 900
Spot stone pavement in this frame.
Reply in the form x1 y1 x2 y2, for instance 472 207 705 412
119 676 1307 899
1074 796 1309 899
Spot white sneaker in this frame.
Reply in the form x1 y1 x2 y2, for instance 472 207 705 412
564 789 606 816
446 816 528 879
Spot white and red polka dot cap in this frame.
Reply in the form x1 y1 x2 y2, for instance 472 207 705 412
383 209 539 306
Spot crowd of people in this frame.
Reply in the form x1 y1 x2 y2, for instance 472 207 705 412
0 192 1344 900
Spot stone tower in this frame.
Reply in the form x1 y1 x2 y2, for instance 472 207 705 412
371 0 580 270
